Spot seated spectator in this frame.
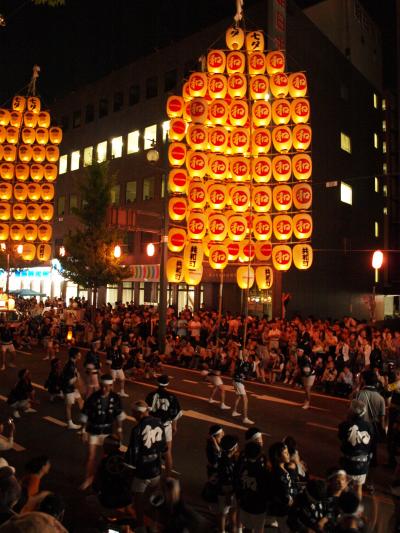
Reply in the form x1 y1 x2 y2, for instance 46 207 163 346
325 467 349 528
321 359 337 395
287 479 328 532
282 436 309 484
0 511 67 532
283 353 297 385
336 365 354 397
7 370 36 419
0 467 21 525
18 456 51 513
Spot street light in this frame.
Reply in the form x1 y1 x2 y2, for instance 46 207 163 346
1 244 23 294
113 244 122 259
146 243 155 257
371 249 383 322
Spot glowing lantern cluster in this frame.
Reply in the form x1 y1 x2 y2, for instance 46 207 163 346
166 27 313 286
0 95 61 261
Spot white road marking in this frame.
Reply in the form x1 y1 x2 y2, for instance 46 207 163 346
183 379 198 384
307 422 336 432
32 382 45 391
16 350 32 356
0 394 7 401
43 416 68 428
12 442 25 451
183 409 247 431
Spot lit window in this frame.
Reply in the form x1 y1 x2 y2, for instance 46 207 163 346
111 136 123 159
383 184 388 197
383 207 388 215
340 132 351 154
71 150 80 171
340 182 352 205
110 184 120 205
83 146 93 167
57 196 65 216
382 120 386 132
382 141 387 154
143 176 155 200
382 98 386 111
383 163 387 174
374 221 379 238
127 131 140 154
373 93 378 109
97 141 107 163
162 121 170 142
144 125 157 149
374 177 379 193
126 181 137 203
70 194 78 210
374 133 379 149
59 155 68 175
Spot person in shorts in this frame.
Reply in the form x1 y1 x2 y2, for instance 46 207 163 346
298 348 316 410
106 336 129 398
232 352 254 425
7 369 36 419
201 366 230 410
61 347 83 430
215 434 239 533
0 322 16 371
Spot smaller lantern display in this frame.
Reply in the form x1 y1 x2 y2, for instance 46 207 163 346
256 266 274 289
293 243 313 270
36 243 52 261
166 256 185 282
237 266 255 289
184 266 203 286
22 243 36 261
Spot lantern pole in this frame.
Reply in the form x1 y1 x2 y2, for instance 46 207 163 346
5 250 10 294
216 269 224 344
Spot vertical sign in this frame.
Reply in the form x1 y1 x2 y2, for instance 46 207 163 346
267 0 287 51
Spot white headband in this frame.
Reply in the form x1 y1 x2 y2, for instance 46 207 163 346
101 378 113 385
132 404 148 413
327 469 347 480
248 432 262 441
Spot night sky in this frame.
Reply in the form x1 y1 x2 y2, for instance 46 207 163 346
0 0 396 106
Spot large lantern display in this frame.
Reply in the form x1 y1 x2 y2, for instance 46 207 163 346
165 23 312 288
0 94 60 261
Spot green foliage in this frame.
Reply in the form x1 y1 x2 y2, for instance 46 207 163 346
59 162 130 291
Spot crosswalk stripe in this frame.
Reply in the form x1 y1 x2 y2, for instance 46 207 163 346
16 350 32 356
43 416 68 428
307 422 336 432
32 382 45 391
183 379 198 384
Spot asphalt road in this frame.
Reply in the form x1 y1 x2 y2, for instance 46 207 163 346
0 346 396 532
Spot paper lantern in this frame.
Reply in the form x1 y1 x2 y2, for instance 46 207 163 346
202 235 213 258
272 155 291 182
168 227 186 253
0 224 9 241
0 203 10 221
270 73 289 98
27 97 41 113
186 124 208 150
37 223 52 242
208 74 227 99
41 183 55 201
207 50 226 73
292 124 312 151
0 109 10 126
15 163 29 181
168 118 186 142
184 266 203 286
256 266 273 290
251 128 271 155
26 203 40 220
24 224 38 242
245 30 264 52
228 214 247 241
3 145 16 162
272 126 292 153
272 245 292 271
6 127 19 145
252 156 272 183
207 183 227 210
168 142 187 167
209 244 228 269
293 244 313 270
291 98 310 124
252 214 272 241
248 51 266 75
237 266 255 289
22 243 36 261
182 101 192 123
227 73 247 99
30 163 44 182
265 51 285 75
166 96 184 118
49 127 62 145
252 185 272 213
46 145 60 162
249 75 269 100
9 111 22 128
293 183 312 210
40 203 54 221
230 156 250 182
183 241 204 269
168 169 188 194
12 96 26 112
37 111 50 128
292 154 312 181
226 51 245 74
0 183 12 200
23 111 37 128
187 212 207 240
273 185 292 211
273 214 293 240
10 223 24 241
223 239 238 261
0 163 14 180
208 154 229 180
229 100 248 127
226 26 245 50
208 212 228 241
186 151 208 178
37 243 52 261
189 98 208 124
188 72 208 98
168 197 187 221
230 185 250 213
32 145 46 162
272 99 291 125
252 101 271 127
230 128 250 154
293 213 313 240
209 100 229 125
0 126 5 143
21 127 36 145
44 163 58 182
208 127 229 153
255 241 272 261
188 182 207 209
18 145 32 162
288 72 307 98
182 82 192 103
13 183 28 201
239 241 256 262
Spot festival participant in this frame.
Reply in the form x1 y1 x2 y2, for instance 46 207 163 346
231 351 255 425
297 348 316 410
7 370 36 419
201 367 230 410
83 342 101 397
0 322 16 371
214 435 239 533
60 347 83 430
206 425 224 479
44 359 63 403
106 336 129 397
146 375 182 475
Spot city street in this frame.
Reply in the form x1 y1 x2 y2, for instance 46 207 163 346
0 346 396 532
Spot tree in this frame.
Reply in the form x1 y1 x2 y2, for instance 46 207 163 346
59 162 130 311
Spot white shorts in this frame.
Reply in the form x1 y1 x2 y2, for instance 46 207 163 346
88 433 108 446
208 375 223 387
233 381 246 396
65 390 81 405
85 373 99 389
302 375 315 388
217 494 235 515
348 473 367 485
1 343 15 353
132 475 160 494
163 422 172 443
111 369 125 381
240 508 266 530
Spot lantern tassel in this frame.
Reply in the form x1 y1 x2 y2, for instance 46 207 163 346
27 65 40 96
234 0 244 22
